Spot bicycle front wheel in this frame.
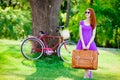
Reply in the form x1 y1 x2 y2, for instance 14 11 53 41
21 37 44 60
58 41 76 63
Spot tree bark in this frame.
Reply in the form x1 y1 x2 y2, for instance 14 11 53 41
90 0 93 5
30 0 62 36
29 0 62 55
65 0 70 27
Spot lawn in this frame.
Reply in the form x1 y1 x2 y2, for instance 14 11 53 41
0 39 120 80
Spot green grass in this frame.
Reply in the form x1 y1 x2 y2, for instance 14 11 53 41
0 39 120 80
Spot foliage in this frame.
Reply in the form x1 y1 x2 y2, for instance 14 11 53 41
0 7 32 40
0 39 120 80
0 0 120 48
60 0 120 48
0 0 30 10
0 0 31 40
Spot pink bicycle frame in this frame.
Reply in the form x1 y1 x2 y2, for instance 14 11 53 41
39 35 64 50
32 35 64 52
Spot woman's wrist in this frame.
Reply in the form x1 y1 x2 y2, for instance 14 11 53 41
86 44 90 49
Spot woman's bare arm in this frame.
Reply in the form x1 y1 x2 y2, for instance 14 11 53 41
79 25 86 48
87 27 96 48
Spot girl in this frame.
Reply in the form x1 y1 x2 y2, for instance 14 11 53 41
76 8 98 79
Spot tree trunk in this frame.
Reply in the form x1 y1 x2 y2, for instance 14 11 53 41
90 0 93 5
30 0 62 36
29 0 62 55
65 0 70 27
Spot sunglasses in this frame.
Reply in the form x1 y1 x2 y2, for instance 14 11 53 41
85 11 90 14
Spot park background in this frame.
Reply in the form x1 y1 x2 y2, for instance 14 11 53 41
0 0 120 80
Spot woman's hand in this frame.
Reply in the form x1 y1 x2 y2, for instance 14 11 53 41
86 44 90 49
83 46 88 49
82 44 88 49
82 44 90 50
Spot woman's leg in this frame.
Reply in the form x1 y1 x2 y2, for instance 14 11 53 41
84 69 93 79
84 69 93 78
89 70 92 78
84 69 89 78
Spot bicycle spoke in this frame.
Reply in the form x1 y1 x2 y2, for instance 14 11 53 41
21 38 44 60
58 41 76 63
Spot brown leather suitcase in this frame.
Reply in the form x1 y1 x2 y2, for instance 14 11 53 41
72 50 98 70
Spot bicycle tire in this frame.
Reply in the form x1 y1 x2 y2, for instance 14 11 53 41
21 37 44 60
57 41 76 63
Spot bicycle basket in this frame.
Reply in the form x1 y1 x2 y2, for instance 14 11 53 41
60 30 70 39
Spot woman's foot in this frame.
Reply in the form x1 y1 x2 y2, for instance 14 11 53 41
89 71 92 79
84 73 89 78
84 70 92 79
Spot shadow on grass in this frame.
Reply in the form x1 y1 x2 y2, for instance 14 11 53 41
92 71 120 80
24 55 84 80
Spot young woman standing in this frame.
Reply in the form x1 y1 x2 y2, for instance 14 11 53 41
76 8 98 79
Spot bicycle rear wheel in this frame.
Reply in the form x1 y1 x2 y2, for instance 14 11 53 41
21 37 44 60
57 41 76 63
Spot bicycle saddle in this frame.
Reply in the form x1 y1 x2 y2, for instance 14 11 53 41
39 31 48 35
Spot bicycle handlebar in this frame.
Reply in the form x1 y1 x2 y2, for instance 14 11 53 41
39 26 64 36
57 26 64 30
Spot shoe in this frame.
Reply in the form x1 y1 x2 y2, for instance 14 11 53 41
89 71 92 79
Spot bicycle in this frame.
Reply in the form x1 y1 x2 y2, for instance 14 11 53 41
21 26 76 63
